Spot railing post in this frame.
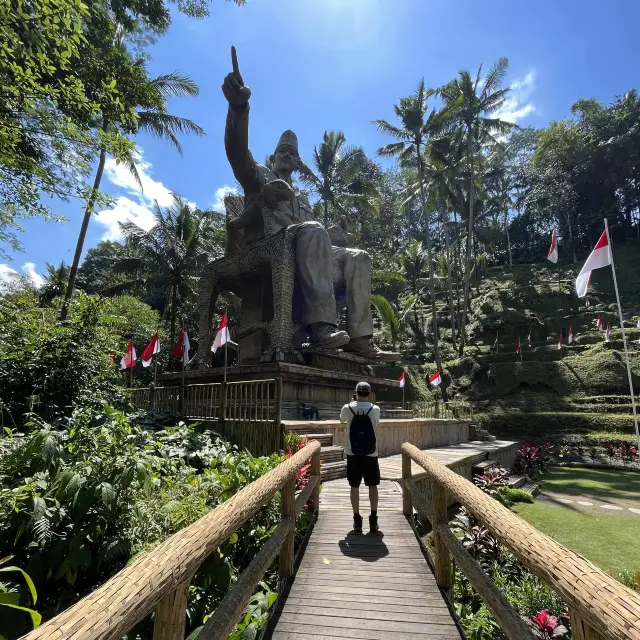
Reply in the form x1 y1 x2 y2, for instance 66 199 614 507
570 610 606 640
275 377 283 451
309 448 321 515
279 476 296 580
402 450 412 516
430 479 452 591
152 580 190 640
219 381 227 427
434 399 440 418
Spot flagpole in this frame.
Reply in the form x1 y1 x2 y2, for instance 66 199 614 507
224 338 228 384
153 328 159 387
605 218 640 448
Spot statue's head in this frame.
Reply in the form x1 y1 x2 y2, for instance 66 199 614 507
270 130 300 173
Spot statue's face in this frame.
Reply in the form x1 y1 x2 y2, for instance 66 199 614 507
273 145 299 173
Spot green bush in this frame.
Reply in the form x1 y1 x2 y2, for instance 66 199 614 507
479 411 637 438
0 405 295 638
496 487 534 507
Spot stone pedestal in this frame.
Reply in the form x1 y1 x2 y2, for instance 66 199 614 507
158 349 399 420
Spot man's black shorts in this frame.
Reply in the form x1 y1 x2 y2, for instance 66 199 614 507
346 455 380 487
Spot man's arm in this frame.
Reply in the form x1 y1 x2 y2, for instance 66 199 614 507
224 104 262 193
221 46 261 194
340 404 349 424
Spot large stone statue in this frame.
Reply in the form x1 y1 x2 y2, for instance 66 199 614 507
221 47 397 362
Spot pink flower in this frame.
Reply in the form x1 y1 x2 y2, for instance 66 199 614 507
531 610 568 637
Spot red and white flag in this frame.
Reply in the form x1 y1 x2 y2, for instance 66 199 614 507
429 371 442 386
120 339 136 370
576 230 611 298
141 333 160 368
557 331 563 350
568 327 573 344
398 371 405 388
586 298 591 311
172 329 191 366
516 337 521 354
604 323 612 343
547 229 558 264
596 315 602 331
211 311 230 351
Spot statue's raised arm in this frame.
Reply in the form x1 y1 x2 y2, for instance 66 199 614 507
222 46 261 193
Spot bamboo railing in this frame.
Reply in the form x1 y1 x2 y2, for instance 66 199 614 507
23 440 321 640
412 399 475 420
401 443 640 640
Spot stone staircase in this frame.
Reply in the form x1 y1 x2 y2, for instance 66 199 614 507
472 459 540 496
298 432 347 480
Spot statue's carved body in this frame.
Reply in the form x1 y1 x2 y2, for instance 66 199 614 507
221 47 398 360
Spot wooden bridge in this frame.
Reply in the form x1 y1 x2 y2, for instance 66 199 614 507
24 441 640 640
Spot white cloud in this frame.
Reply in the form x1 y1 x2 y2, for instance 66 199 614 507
95 148 183 241
22 262 45 288
94 196 158 241
496 71 536 124
212 185 238 213
0 262 45 290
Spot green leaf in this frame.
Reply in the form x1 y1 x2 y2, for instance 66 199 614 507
98 482 115 508
0 602 42 629
0 566 38 605
229 532 238 545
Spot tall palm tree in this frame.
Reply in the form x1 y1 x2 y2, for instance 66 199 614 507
439 58 516 355
299 130 378 227
117 195 223 344
374 80 449 379
59 72 205 320
39 261 71 307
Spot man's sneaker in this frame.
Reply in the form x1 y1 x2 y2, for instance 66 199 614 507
369 514 379 533
353 514 363 533
343 336 400 362
311 323 351 349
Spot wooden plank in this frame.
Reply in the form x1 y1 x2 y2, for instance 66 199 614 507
276 619 461 640
282 596 448 614
289 578 441 593
276 604 456 625
287 584 443 599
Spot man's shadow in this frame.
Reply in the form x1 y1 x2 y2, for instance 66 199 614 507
338 530 389 562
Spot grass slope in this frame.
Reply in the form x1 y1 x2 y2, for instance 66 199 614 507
512 467 640 574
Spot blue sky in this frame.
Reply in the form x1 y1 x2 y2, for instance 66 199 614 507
2 0 640 285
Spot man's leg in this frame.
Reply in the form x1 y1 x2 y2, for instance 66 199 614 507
336 248 399 362
350 486 360 514
364 457 381 533
346 455 363 533
369 485 378 512
295 222 348 347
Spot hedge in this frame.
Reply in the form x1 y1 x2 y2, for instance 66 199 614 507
478 411 638 438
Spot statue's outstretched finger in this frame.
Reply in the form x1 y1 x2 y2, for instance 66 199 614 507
231 45 244 85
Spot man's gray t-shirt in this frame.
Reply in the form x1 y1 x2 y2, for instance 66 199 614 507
340 401 380 457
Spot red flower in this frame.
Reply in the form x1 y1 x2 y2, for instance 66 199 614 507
531 610 568 637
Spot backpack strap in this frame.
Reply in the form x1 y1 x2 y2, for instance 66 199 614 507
365 406 373 416
349 405 356 416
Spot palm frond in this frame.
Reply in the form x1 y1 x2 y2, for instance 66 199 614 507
483 57 509 95
377 141 408 158
372 119 407 140
137 112 206 155
150 73 200 99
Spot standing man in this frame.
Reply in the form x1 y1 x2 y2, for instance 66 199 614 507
340 382 381 533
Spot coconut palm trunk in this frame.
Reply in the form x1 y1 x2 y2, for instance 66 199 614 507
417 145 444 394
459 126 475 355
440 199 457 349
59 136 108 321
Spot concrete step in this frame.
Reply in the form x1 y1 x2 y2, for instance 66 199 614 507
321 445 345 464
301 433 333 447
472 459 499 476
321 460 348 481
520 481 540 496
507 475 526 489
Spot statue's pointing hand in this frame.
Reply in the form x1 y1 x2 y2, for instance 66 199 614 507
222 45 251 106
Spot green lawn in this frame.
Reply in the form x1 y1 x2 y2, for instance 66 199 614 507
512 466 640 574
538 465 640 503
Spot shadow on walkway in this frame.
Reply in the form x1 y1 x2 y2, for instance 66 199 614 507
338 531 389 562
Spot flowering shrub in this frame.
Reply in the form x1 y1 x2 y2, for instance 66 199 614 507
529 610 568 638
286 437 310 489
473 467 510 496
618 443 638 467
513 443 551 477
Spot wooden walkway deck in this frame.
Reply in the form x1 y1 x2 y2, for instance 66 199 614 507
378 439 518 480
266 480 463 640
